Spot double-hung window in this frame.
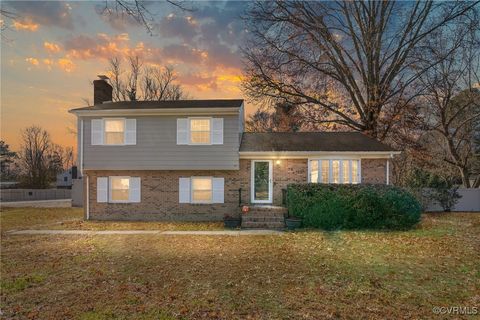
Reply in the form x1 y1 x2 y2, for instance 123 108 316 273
190 118 211 144
104 119 125 145
176 117 223 145
309 159 360 184
178 177 224 204
96 176 141 203
191 177 213 203
110 177 130 202
91 118 136 145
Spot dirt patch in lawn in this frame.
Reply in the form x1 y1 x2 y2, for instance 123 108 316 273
1 211 479 319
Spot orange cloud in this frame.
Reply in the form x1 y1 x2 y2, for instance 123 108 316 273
57 58 75 72
64 33 159 63
43 58 54 65
44 42 61 54
13 19 39 31
25 57 40 66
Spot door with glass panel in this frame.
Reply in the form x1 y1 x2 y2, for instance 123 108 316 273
251 160 272 203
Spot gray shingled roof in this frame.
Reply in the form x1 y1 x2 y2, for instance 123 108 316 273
70 99 244 111
240 132 397 152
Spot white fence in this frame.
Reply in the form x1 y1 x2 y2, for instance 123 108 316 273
425 188 480 212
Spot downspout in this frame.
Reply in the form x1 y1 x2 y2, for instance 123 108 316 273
79 118 84 176
86 175 89 220
386 153 393 185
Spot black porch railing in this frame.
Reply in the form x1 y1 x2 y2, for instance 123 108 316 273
282 188 288 206
238 188 242 207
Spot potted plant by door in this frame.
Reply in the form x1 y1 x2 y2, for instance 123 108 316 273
224 214 241 229
285 213 302 230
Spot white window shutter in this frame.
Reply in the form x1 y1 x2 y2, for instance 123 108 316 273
91 119 104 145
125 119 136 145
212 177 224 203
129 177 141 202
179 177 191 203
212 118 223 145
97 177 108 203
177 118 188 145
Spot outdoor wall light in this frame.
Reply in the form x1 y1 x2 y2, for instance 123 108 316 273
276 160 281 165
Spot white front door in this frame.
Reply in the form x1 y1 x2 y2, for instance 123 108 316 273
251 160 273 204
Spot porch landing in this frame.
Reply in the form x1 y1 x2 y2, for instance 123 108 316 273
241 205 287 229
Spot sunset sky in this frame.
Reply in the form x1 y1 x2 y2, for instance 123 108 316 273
1 1 251 151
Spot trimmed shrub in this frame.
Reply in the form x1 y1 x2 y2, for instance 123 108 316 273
287 184 421 230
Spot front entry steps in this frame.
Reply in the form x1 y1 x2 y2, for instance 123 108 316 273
241 205 287 229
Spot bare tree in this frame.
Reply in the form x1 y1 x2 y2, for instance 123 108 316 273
246 102 305 132
242 1 479 140
108 57 125 101
0 9 17 41
416 16 480 188
107 56 189 101
99 1 194 35
126 55 142 101
18 126 74 188
18 126 52 188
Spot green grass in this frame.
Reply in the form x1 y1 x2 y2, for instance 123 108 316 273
1 208 479 319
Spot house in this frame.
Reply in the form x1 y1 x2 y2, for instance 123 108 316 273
69 77 399 226
56 166 78 189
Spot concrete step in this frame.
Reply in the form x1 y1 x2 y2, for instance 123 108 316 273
242 216 285 223
249 205 287 211
241 221 285 229
247 207 288 216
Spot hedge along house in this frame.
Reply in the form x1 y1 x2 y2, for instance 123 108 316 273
69 77 400 228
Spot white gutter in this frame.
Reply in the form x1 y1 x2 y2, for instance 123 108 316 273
239 151 401 159
68 107 240 117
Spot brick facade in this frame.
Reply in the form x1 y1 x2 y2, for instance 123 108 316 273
361 159 388 184
85 158 387 221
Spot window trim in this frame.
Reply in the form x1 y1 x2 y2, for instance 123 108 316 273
308 158 362 184
190 176 213 204
108 176 131 203
188 117 212 145
103 118 126 146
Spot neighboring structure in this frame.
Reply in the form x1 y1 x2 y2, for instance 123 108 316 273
69 77 399 223
56 166 78 188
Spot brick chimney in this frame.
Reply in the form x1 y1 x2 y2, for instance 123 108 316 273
93 75 112 104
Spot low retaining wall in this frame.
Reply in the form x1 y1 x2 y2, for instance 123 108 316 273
0 189 71 202
424 188 480 212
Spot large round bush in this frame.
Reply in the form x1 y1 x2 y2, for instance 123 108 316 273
287 184 421 230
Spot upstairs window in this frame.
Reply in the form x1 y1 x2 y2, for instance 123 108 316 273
190 118 211 144
104 119 125 145
91 118 136 146
309 159 360 184
177 118 223 145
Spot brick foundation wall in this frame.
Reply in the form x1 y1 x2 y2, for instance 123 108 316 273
84 158 387 221
361 159 388 184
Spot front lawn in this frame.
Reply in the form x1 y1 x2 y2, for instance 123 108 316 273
0 207 223 232
1 208 479 319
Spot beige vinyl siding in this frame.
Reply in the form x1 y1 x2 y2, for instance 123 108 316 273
82 115 240 170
